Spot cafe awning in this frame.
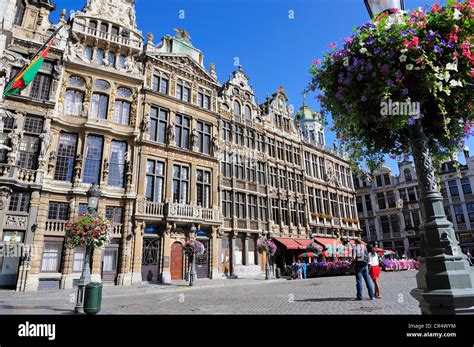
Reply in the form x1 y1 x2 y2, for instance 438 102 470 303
273 238 312 250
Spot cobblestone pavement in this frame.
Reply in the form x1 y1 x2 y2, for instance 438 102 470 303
0 271 421 314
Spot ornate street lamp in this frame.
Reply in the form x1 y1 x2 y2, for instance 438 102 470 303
74 184 100 313
364 0 404 18
189 224 197 286
364 2 474 314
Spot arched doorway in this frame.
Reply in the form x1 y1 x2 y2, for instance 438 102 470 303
170 242 184 280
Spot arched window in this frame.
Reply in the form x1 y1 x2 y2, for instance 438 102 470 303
64 75 85 116
244 105 252 120
404 168 412 182
114 88 132 125
233 101 241 117
14 1 25 26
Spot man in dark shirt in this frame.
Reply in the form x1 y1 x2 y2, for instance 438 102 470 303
352 238 374 300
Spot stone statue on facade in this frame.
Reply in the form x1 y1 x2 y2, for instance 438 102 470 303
167 122 175 144
39 128 51 159
0 186 12 210
141 113 150 135
66 39 85 62
211 134 219 155
190 129 198 149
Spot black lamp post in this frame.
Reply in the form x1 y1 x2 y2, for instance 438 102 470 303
74 184 100 313
189 224 197 286
364 1 474 314
364 0 405 18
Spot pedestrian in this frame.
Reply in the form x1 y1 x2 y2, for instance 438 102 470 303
297 260 303 279
302 260 307 279
352 238 374 300
367 245 381 299
291 261 297 279
466 249 473 266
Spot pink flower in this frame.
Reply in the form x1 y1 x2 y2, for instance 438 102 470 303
449 32 458 43
431 3 440 13
312 59 322 66
328 42 337 49
471 69 474 79
344 37 353 44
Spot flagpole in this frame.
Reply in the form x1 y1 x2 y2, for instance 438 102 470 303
4 22 66 92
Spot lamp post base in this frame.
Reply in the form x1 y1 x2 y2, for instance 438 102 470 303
411 288 474 314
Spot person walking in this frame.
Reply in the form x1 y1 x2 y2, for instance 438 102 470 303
466 249 473 266
367 245 382 299
352 238 374 300
296 260 303 279
302 260 307 279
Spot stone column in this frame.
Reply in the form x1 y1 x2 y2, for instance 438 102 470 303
210 226 219 279
160 226 172 284
24 196 50 291
117 200 134 286
243 233 249 266
229 233 236 277
131 221 144 285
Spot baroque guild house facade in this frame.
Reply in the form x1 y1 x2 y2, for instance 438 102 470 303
0 0 360 291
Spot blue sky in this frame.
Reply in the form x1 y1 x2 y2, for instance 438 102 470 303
49 0 468 175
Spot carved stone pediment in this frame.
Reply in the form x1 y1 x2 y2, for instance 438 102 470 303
154 55 217 85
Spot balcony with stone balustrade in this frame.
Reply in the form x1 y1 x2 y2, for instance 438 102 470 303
0 164 43 187
135 199 220 225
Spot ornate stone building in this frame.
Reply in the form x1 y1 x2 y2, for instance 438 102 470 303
0 0 360 291
136 32 221 283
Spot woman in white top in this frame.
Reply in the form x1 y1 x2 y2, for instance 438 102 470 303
367 245 381 299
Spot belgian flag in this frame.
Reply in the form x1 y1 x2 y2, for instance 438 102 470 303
3 24 64 96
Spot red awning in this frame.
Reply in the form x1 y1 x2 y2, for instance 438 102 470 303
314 237 341 248
273 238 302 250
294 239 312 249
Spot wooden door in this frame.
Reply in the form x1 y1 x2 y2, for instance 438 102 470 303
102 243 119 282
170 242 183 280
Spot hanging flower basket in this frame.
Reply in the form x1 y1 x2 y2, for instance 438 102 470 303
184 240 205 257
257 239 277 256
65 212 112 249
308 1 474 171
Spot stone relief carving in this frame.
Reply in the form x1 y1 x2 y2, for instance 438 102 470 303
85 0 137 29
4 215 27 229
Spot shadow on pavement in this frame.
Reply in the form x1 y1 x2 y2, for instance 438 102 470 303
296 297 357 302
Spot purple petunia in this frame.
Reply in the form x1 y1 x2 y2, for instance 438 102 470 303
380 64 390 74
434 45 442 53
366 63 373 71
361 96 368 102
399 30 408 36
374 47 382 55
336 90 344 101
402 88 409 96
387 79 394 87
357 74 363 81
408 117 417 125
